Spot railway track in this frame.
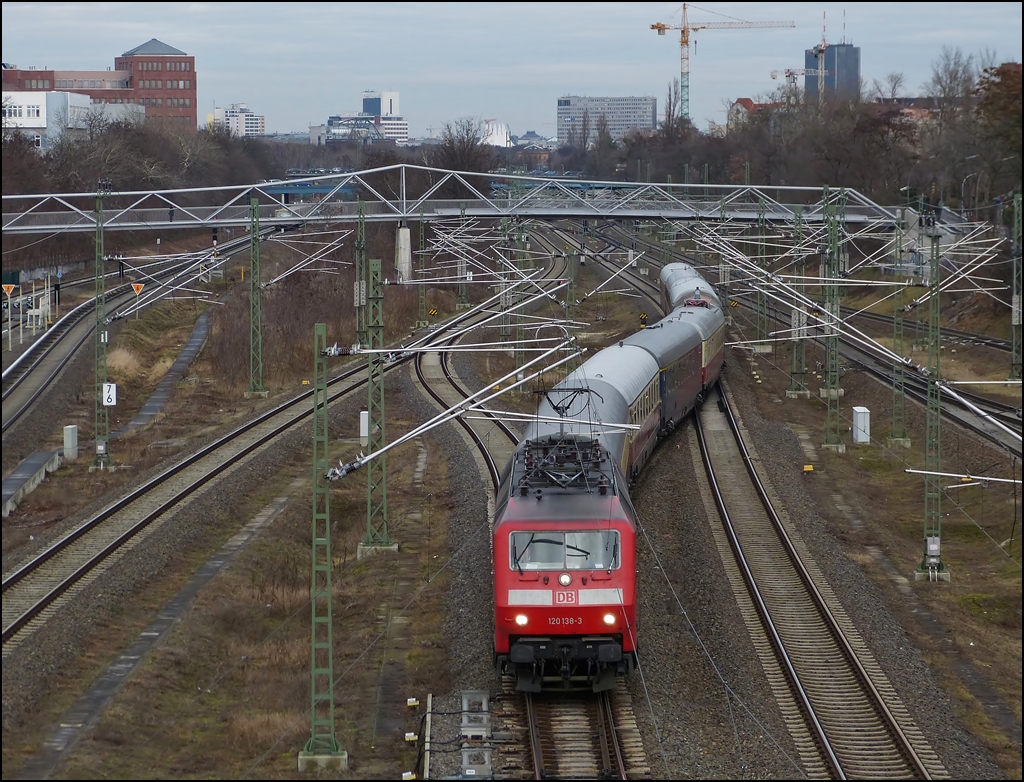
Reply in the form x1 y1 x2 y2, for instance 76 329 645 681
409 244 653 780
601 223 1012 353
589 223 1021 456
494 676 649 780
2 234 270 436
695 382 949 780
1 252 572 655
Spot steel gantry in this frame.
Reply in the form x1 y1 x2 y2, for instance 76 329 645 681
301 323 346 767
248 197 266 396
92 180 112 470
2 165 908 235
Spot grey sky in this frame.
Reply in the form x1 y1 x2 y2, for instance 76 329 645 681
2 2 1021 137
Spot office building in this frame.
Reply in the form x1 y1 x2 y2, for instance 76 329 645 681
2 38 198 128
2 90 143 149
556 95 657 146
362 90 399 118
212 103 266 136
311 90 409 145
804 43 861 102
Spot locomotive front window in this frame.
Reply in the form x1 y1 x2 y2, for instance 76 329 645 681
510 530 620 572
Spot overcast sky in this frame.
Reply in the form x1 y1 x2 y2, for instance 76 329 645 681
3 2 1021 137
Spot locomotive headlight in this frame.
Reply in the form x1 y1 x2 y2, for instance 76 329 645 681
602 613 617 626
558 573 572 586
514 614 529 627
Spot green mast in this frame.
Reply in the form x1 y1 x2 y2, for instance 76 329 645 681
889 208 910 448
1011 193 1021 380
92 180 111 470
787 206 808 397
917 230 948 580
355 201 367 348
248 197 266 396
299 324 346 770
363 258 392 549
821 189 845 453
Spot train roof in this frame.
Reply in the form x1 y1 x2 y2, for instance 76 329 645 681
621 312 704 366
525 376 631 468
565 343 659 405
660 263 722 310
497 493 631 526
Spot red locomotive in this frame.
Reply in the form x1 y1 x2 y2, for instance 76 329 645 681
493 263 726 692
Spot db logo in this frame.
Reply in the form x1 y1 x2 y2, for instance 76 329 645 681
555 590 577 604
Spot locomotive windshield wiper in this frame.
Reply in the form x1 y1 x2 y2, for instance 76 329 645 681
512 533 536 574
512 537 524 575
513 534 568 572
565 544 591 558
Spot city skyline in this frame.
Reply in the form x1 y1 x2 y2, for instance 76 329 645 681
2 2 1021 138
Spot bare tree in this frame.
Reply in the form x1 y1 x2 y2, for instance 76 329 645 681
433 117 497 173
923 46 977 126
871 72 906 102
579 108 591 150
660 79 683 140
587 114 617 179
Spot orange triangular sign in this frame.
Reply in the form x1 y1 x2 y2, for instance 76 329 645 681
2 284 14 295
132 283 145 294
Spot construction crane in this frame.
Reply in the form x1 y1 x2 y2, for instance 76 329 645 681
651 3 795 122
771 67 831 102
808 40 829 102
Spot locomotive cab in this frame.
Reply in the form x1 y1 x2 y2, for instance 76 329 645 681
493 436 638 693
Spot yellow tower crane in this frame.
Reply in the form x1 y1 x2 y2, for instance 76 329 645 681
652 3 795 122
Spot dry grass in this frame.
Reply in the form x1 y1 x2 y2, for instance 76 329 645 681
46 409 453 779
106 346 144 374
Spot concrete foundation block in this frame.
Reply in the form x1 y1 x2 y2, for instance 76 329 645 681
887 437 912 449
243 390 269 399
821 442 847 454
752 344 771 354
785 390 811 399
297 750 348 771
818 387 845 400
357 542 400 560
913 569 951 582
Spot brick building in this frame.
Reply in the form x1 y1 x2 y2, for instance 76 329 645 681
1 38 197 129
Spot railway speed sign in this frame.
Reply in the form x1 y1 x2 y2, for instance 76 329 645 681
102 383 118 406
